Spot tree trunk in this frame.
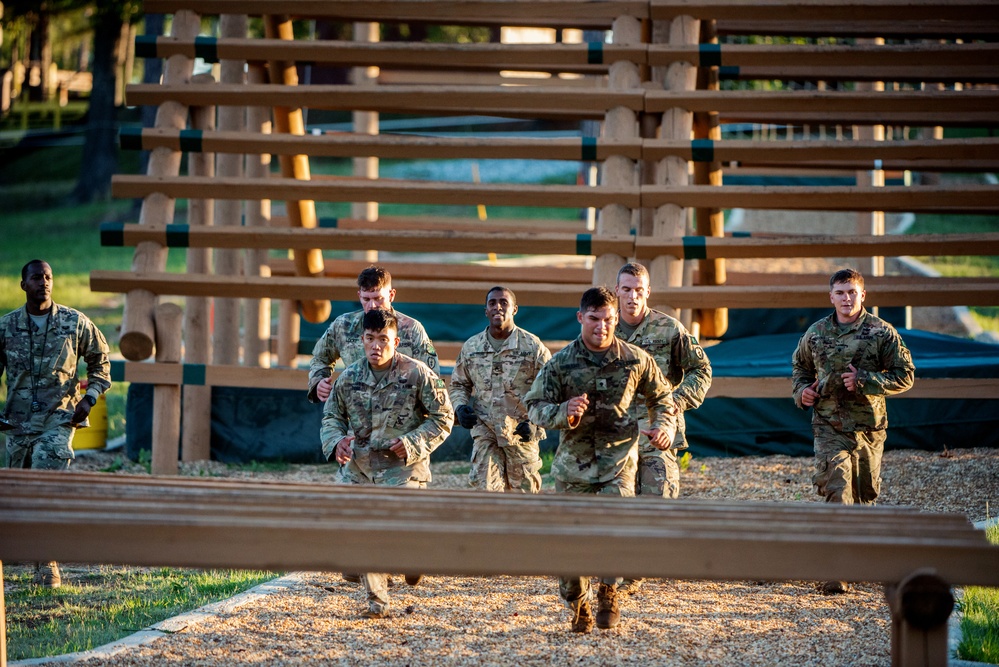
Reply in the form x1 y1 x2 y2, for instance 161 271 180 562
71 8 124 203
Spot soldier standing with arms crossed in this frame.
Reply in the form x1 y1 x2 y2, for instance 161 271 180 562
525 287 677 633
321 309 454 618
792 268 914 594
614 262 712 594
1 259 111 588
449 286 551 493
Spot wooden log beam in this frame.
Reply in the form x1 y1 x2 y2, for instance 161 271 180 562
647 43 999 68
708 376 999 400
125 83 646 117
648 283 999 309
720 65 999 84
267 258 595 285
111 175 641 209
715 19 999 38
650 0 999 22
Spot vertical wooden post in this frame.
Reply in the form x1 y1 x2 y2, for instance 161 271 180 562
213 14 247 367
277 299 301 367
855 38 886 282
693 19 726 338
152 303 183 475
649 15 699 320
181 76 216 462
593 15 643 287
119 10 200 361
886 571 954 667
353 21 380 264
245 63 273 369
1 560 6 667
264 15 331 325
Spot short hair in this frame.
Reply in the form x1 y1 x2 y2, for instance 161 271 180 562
362 308 398 334
22 259 47 281
486 286 516 305
580 286 617 313
357 265 392 291
616 262 649 284
829 268 865 290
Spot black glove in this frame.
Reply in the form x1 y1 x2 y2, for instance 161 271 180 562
514 420 540 442
455 405 478 429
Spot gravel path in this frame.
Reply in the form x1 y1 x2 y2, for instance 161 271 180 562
17 446 996 667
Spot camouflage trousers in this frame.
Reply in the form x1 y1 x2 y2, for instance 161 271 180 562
468 435 542 494
554 477 631 603
362 478 427 607
6 425 75 470
812 422 885 506
634 446 681 499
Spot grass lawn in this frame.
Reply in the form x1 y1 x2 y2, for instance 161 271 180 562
956 522 999 663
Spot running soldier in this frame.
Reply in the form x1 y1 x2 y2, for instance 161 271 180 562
450 286 551 493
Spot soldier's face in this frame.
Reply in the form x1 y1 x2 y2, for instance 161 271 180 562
830 280 866 323
363 327 400 370
21 261 53 307
615 272 649 325
359 287 395 313
578 305 618 352
485 289 517 330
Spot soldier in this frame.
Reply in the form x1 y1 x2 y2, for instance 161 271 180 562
449 286 551 493
320 308 454 619
524 287 677 633
1 259 111 588
614 262 712 595
792 268 915 594
308 265 438 403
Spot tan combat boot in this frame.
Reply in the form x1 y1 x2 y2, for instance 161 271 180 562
595 582 620 629
569 598 595 633
34 561 62 589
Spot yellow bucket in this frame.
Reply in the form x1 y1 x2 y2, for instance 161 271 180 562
73 394 108 450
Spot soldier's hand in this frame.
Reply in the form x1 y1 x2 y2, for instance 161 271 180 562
316 377 334 402
841 364 859 392
801 379 820 406
335 435 354 465
514 420 540 442
455 405 478 429
642 427 670 450
71 399 93 426
388 438 408 460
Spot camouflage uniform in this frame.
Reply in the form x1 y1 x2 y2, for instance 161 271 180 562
307 309 438 402
320 352 454 609
1 304 111 469
792 309 914 505
617 309 711 498
449 326 551 493
524 336 677 604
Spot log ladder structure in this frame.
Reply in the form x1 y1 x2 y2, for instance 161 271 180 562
4 1 999 665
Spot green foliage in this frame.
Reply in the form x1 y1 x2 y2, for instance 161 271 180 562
956 523 999 663
539 449 555 476
229 460 292 473
137 448 152 474
4 564 276 661
678 451 692 472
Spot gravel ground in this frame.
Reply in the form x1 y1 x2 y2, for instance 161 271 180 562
14 446 997 667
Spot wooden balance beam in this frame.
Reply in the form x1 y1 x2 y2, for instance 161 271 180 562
650 0 999 22
2 469 997 667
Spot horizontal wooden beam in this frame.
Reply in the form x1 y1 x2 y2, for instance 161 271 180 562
721 65 999 84
651 0 999 22
267 258 595 285
99 222 634 257
706 376 999 400
90 271 999 309
125 83 644 118
647 42 999 68
111 175 640 209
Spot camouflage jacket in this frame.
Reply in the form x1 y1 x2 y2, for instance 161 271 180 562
524 336 677 486
449 326 551 445
792 309 915 432
617 308 712 451
321 353 454 485
307 308 439 402
0 304 111 435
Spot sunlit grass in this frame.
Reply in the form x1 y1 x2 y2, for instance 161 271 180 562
956 523 999 663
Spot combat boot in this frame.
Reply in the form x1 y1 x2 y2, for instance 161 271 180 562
619 578 644 595
595 582 620 629
404 574 424 586
821 580 850 595
34 561 62 589
569 598 595 633
362 601 390 619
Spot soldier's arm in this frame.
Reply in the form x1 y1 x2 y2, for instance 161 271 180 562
642 357 678 445
791 334 818 409
671 331 712 411
79 317 112 396
319 377 351 461
858 330 916 396
411 321 440 372
524 361 574 430
396 370 454 464
447 346 473 408
307 326 340 403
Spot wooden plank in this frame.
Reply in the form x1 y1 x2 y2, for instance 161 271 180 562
111 175 641 209
714 111 999 127
267 258 595 284
715 19 999 38
647 42 999 68
707 377 999 400
142 0 649 24
99 223 636 257
638 233 999 260
129 128 645 160
719 273 999 288
650 0 999 22
125 83 645 116
89 271 999 309
720 65 999 84
312 215 593 233
143 38 647 68
639 185 999 214
2 471 997 587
